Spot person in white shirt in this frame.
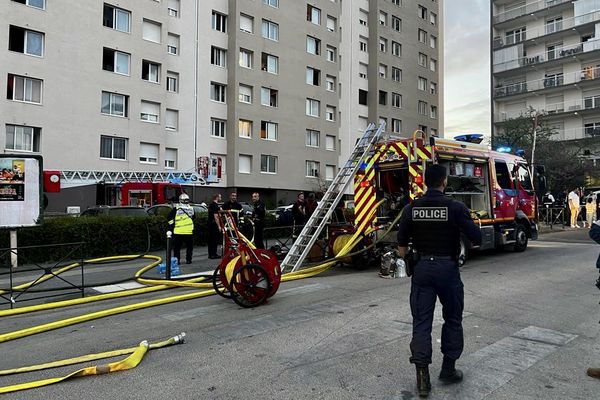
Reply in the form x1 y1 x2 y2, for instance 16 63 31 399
568 188 581 228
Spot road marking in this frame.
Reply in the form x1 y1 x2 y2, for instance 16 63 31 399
92 282 146 293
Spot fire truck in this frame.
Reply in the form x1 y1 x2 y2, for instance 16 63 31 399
353 132 538 265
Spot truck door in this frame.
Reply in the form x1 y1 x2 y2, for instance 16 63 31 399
514 163 536 219
493 159 517 220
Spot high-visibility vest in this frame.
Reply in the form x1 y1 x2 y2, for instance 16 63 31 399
174 204 194 235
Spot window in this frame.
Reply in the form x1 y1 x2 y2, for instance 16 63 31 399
585 122 600 136
306 98 320 117
495 160 512 190
142 60 160 83
165 148 177 169
505 27 526 45
239 48 253 68
306 161 320 177
102 48 130 75
392 93 402 108
392 67 402 82
261 87 278 107
210 82 226 102
392 41 401 57
359 63 368 79
211 46 227 67
379 64 387 79
100 136 127 160
140 100 160 123
5 124 40 152
101 91 127 117
546 17 563 35
379 117 387 127
8 26 44 56
326 165 335 181
418 5 428 19
142 19 162 43
167 33 179 55
378 91 387 105
263 0 278 7
306 67 321 86
165 109 178 130
260 121 278 140
239 84 253 103
430 12 437 26
239 119 252 138
139 142 159 164
326 45 336 62
12 0 45 10
240 14 253 33
307 36 321 55
358 89 368 106
327 16 337 32
430 82 437 94
166 72 179 92
168 0 180 17
211 118 226 138
326 75 336 92
418 29 427 43
418 100 428 115
326 105 336 121
547 43 561 60
418 52 428 67
379 37 388 52
239 154 252 174
212 11 227 33
261 155 278 173
584 95 600 109
103 4 130 33
418 77 427 91
359 38 368 52
359 9 368 26
391 118 401 133
261 52 279 73
307 5 321 25
430 105 437 119
392 0 401 5
325 135 335 151
430 35 437 49
392 16 402 32
430 59 437 72
262 20 279 41
306 129 320 147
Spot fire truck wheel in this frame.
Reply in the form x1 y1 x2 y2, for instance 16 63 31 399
511 224 528 252
458 237 468 268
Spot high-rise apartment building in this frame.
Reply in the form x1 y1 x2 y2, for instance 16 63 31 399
1 0 442 208
492 0 600 141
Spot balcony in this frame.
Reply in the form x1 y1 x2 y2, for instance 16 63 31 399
494 0 571 25
494 97 600 122
493 41 591 73
493 9 600 49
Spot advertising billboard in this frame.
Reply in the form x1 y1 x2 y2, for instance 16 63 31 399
0 155 43 228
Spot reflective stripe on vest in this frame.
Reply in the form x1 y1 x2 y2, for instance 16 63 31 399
174 206 194 235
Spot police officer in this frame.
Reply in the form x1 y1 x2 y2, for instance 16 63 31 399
251 191 266 249
397 164 482 398
167 193 196 265
222 191 243 224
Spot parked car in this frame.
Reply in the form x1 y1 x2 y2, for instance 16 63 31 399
239 202 254 216
80 206 149 217
146 203 208 218
274 204 294 226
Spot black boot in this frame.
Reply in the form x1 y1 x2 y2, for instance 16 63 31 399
439 356 463 384
416 365 431 398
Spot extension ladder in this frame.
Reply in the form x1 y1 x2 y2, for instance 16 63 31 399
280 122 385 273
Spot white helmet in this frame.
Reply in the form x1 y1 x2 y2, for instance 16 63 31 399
179 193 190 203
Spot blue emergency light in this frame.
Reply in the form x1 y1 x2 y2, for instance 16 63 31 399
496 146 512 153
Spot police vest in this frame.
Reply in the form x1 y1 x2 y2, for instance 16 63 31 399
174 204 194 235
410 195 460 256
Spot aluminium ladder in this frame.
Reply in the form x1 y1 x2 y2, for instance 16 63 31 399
280 122 386 273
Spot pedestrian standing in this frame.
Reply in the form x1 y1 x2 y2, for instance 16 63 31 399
396 165 482 398
568 188 581 228
251 192 266 249
207 193 222 259
167 193 195 265
222 191 243 224
586 197 596 228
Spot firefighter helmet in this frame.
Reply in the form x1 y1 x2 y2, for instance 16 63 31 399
179 193 190 203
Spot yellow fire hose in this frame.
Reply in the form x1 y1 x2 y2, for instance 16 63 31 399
0 333 186 394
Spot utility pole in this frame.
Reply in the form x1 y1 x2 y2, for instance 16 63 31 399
531 111 539 168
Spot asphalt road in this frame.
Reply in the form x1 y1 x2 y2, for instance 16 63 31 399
1 228 598 400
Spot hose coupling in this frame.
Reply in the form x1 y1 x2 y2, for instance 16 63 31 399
173 332 186 344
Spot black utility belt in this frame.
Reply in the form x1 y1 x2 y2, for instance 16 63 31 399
418 254 456 261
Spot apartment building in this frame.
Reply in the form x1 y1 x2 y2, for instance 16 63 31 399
492 0 600 142
1 0 442 208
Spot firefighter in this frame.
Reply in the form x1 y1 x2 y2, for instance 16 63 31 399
222 191 243 223
207 194 222 259
397 165 482 398
168 193 196 265
251 191 266 249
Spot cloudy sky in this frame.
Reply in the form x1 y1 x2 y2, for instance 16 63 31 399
443 0 490 138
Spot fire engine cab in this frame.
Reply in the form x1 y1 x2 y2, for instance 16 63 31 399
354 132 538 265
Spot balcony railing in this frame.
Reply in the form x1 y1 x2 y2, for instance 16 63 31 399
494 0 571 24
493 41 592 73
494 66 600 98
493 10 600 49
494 97 600 121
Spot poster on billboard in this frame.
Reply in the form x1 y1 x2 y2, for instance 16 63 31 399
0 155 43 228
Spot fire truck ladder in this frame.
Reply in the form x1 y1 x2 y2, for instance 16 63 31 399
280 122 385 273
60 170 207 187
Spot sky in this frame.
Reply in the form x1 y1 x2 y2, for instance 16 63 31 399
443 0 491 138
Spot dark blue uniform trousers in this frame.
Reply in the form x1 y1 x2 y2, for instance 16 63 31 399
409 259 464 366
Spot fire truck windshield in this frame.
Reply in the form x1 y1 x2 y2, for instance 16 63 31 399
516 164 533 191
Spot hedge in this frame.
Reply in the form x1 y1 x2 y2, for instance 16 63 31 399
0 213 278 265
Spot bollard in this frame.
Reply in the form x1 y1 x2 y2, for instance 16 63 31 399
166 231 173 280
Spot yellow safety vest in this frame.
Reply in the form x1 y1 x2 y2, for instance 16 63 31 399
174 204 194 235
